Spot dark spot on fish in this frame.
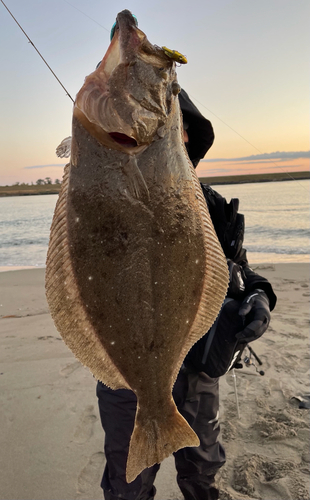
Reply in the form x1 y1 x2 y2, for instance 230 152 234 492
184 253 190 263
153 256 161 267
192 286 201 299
178 295 185 305
120 232 128 242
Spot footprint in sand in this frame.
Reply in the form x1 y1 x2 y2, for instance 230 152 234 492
60 360 81 377
232 454 309 500
76 451 105 497
73 405 98 444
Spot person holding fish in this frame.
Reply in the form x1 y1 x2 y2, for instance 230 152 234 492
49 10 276 500
95 88 276 500
92 16 276 500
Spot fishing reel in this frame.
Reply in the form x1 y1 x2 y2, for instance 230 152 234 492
243 345 265 376
232 344 264 375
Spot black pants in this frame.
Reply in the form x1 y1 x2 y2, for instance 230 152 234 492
96 369 225 500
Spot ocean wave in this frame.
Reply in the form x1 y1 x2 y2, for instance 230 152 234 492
245 226 310 237
1 182 309 266
0 237 49 248
245 206 309 214
245 245 310 255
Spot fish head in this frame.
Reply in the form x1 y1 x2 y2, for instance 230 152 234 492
74 10 181 154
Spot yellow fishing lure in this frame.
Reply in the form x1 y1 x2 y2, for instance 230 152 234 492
162 46 187 64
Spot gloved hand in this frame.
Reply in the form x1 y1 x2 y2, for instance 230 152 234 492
236 289 270 342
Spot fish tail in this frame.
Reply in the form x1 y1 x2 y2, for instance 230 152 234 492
126 401 199 483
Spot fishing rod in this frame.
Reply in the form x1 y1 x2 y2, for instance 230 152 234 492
60 2 307 187
1 0 307 188
0 0 75 103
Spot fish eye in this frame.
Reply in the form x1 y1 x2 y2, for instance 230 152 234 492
172 81 181 95
160 70 169 80
158 65 171 79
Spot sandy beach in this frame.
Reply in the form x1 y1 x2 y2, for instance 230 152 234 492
0 264 309 500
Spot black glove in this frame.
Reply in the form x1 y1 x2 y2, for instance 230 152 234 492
236 289 270 342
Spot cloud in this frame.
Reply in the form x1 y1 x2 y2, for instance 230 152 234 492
198 167 233 175
201 151 310 163
24 164 66 169
214 162 304 169
197 163 305 178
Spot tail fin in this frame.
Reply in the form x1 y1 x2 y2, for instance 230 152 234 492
126 402 199 483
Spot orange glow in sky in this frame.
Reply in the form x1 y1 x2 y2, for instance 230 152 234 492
196 157 309 179
0 1 309 185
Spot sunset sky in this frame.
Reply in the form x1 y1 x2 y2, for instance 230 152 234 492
0 0 309 185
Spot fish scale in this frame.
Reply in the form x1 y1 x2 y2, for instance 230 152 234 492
46 9 229 484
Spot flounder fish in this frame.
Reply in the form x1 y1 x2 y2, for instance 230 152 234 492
46 9 229 483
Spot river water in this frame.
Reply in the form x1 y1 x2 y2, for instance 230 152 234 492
0 180 309 270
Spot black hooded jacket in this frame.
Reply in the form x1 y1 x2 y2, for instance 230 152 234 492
178 89 277 310
178 89 214 168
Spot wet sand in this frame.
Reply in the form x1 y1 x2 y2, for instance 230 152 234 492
0 264 309 500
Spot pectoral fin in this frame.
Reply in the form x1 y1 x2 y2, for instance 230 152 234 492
121 156 150 200
56 136 72 158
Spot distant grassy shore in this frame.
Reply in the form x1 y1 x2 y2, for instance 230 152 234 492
0 171 309 197
0 183 61 197
200 170 309 186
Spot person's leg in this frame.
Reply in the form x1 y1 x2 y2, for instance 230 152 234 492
173 369 226 500
96 382 160 500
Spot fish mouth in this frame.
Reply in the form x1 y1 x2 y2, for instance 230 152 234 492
74 10 176 150
108 132 138 148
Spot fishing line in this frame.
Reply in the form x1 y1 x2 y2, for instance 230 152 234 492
63 0 110 32
1 0 308 189
0 0 75 103
189 94 307 187
63 1 308 188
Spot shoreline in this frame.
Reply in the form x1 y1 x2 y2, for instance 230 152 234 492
0 265 44 273
0 264 309 499
202 170 310 186
0 171 309 197
1 255 309 273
